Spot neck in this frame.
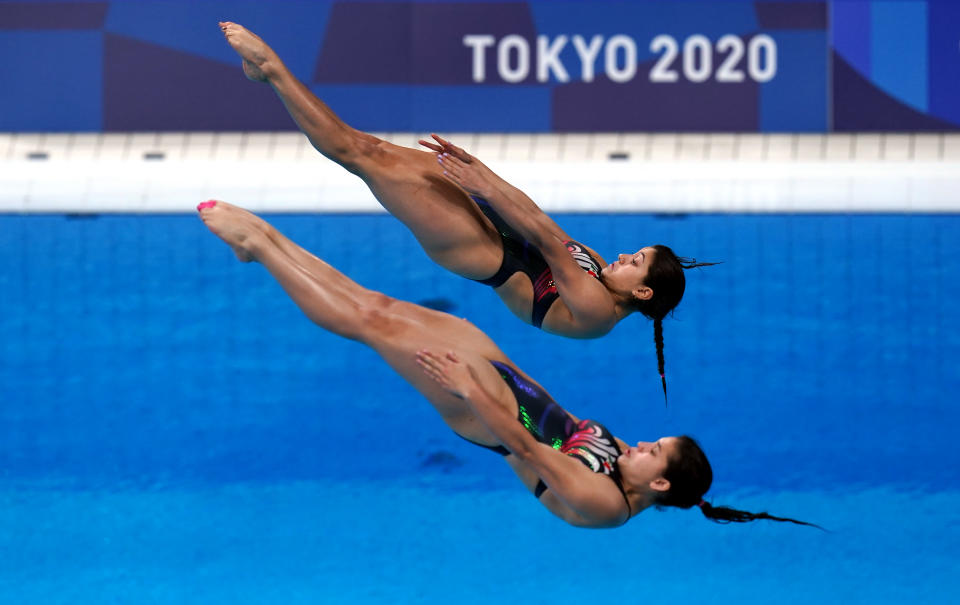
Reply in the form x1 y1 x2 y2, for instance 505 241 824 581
622 484 658 516
601 279 638 320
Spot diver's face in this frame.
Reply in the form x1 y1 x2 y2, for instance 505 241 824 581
618 437 677 491
601 247 656 299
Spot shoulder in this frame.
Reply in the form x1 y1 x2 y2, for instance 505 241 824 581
543 301 617 338
541 471 632 527
540 487 630 528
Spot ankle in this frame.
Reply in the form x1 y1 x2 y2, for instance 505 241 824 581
243 228 272 259
259 52 290 82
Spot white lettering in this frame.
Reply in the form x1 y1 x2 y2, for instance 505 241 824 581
683 34 712 83
537 35 569 83
649 34 679 82
463 34 496 82
716 35 745 82
748 34 777 82
498 35 530 83
572 35 604 82
465 33 778 85
605 35 636 83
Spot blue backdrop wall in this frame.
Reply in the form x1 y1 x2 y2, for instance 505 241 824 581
1 0 957 132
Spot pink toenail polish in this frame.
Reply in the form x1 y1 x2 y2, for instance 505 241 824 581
197 201 217 211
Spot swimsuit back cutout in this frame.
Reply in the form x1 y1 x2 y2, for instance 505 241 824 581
463 361 631 517
472 197 602 328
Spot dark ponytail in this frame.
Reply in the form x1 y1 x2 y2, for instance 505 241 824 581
697 500 824 529
662 436 823 530
653 317 666 404
635 246 719 402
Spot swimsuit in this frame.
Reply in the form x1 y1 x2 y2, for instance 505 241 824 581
463 361 631 516
472 197 603 328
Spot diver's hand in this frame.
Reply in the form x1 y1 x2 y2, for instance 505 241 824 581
418 133 472 162
416 349 476 399
435 151 500 197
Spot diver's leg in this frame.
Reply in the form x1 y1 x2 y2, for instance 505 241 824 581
219 22 502 278
199 201 371 332
198 201 511 442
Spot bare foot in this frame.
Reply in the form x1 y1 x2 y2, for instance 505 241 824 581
219 21 278 82
197 200 267 262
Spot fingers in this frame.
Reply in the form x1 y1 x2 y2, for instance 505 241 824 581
436 152 467 172
416 348 461 372
431 133 471 162
430 133 457 154
436 153 464 183
446 142 470 161
416 349 438 364
415 349 469 399
416 349 458 392
418 139 443 152
416 349 458 365
415 350 443 380
437 155 472 187
415 349 445 373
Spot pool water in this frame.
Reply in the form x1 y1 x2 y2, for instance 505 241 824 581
1 213 957 603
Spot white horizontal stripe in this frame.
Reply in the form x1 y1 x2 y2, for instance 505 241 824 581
2 132 958 213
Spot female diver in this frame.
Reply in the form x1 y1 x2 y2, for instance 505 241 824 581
218 21 716 398
196 200 811 529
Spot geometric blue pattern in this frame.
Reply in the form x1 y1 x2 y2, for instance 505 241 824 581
1 0 958 132
0 31 103 131
871 1 928 112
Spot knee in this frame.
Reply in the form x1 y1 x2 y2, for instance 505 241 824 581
354 291 401 338
330 130 387 175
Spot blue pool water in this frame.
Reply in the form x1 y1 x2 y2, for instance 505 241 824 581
1 213 958 603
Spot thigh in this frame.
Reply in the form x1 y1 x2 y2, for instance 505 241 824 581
361 301 515 444
368 297 503 363
355 142 504 279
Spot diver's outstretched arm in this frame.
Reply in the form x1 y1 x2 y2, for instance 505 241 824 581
416 349 631 527
421 134 570 249
425 135 617 335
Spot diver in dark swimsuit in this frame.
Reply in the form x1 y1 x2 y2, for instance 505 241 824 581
219 21 718 400
473 199 603 328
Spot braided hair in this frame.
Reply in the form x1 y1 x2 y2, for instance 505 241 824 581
634 245 719 404
660 436 823 529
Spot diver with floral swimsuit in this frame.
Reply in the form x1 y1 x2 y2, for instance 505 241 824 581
467 360 632 519
199 198 819 530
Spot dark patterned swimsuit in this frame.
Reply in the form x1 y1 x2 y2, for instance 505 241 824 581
462 361 631 516
472 197 603 328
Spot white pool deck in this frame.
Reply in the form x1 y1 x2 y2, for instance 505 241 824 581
1 132 957 213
